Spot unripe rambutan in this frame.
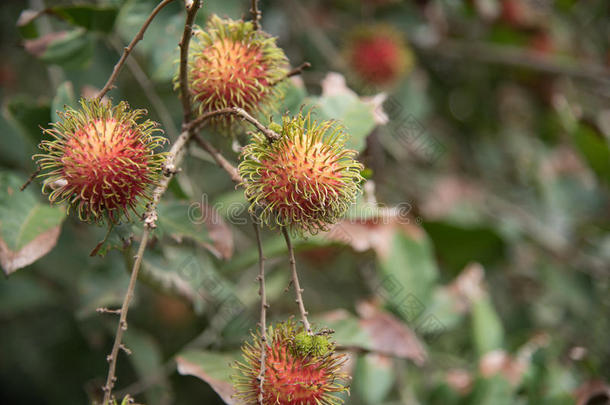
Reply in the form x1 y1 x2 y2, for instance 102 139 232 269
184 15 289 129
35 99 166 224
238 113 364 234
345 25 414 86
233 321 350 405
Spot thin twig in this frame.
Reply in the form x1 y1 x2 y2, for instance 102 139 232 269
101 2 202 402
187 106 281 141
253 220 268 404
97 0 176 100
178 0 201 123
281 226 312 334
20 165 41 191
102 229 150 405
250 0 261 30
191 135 243 183
97 307 122 315
109 35 179 140
271 62 311 86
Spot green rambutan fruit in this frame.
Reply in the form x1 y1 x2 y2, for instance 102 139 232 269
233 320 350 405
238 112 364 234
35 98 166 224
345 24 414 87
184 15 289 130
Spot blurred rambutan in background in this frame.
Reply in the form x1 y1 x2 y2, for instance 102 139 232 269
345 25 414 87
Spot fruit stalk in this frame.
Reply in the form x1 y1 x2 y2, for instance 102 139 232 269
282 226 312 335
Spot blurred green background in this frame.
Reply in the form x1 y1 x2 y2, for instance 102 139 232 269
0 0 609 404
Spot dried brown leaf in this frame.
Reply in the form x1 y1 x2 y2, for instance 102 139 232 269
0 225 61 276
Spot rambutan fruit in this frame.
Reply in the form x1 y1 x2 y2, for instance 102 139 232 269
233 320 350 405
238 113 364 234
185 15 289 130
35 99 166 224
345 25 414 87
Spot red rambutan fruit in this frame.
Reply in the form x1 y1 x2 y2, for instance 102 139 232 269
184 15 289 130
238 113 364 235
345 25 414 87
35 99 166 224
233 320 350 405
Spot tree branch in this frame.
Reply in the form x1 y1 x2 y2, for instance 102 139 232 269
253 220 268 404
189 106 280 141
102 229 150 405
97 0 176 100
250 0 261 30
109 35 179 140
271 61 311 86
178 0 201 123
101 2 202 402
281 226 312 334
191 135 243 183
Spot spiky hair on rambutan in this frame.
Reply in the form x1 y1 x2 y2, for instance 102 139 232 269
233 320 350 405
345 24 414 87
183 15 289 130
238 112 364 235
35 98 166 224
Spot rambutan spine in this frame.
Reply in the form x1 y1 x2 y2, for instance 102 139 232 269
35 98 166 224
233 320 350 405
238 112 364 235
181 15 289 131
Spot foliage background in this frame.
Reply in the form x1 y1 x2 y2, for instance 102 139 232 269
0 0 609 404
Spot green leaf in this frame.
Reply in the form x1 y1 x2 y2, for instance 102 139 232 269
40 29 94 69
175 350 239 404
140 246 245 322
51 81 76 124
471 293 504 356
5 96 51 144
0 171 65 275
149 13 183 82
272 81 308 123
466 375 514 405
156 201 211 247
123 329 171 405
0 275 56 317
75 255 130 318
306 92 376 152
16 10 40 39
423 221 505 275
50 5 118 32
573 123 610 184
315 308 427 363
377 228 439 315
115 0 181 82
354 354 395 404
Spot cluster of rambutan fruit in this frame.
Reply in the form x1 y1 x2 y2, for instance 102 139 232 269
32 15 373 405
